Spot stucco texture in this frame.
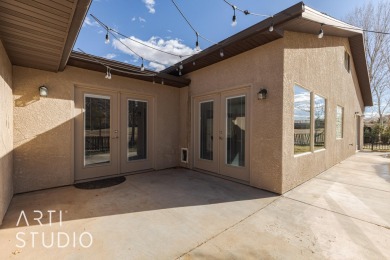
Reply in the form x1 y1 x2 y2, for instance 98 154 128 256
185 39 285 193
0 40 13 224
13 66 180 193
282 31 365 193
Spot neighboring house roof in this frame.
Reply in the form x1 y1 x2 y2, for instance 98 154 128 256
68 51 191 88
0 0 90 72
0 1 372 106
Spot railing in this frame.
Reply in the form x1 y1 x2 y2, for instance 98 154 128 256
294 133 325 146
85 136 110 152
363 142 390 151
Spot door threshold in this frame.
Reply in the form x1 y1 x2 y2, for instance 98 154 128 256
193 168 250 186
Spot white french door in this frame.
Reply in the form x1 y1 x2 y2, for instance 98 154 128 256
74 87 154 181
194 88 250 181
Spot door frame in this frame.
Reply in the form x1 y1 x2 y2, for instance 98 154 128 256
74 85 156 182
192 86 251 182
74 87 120 181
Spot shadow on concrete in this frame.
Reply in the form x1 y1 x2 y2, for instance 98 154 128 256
0 169 277 229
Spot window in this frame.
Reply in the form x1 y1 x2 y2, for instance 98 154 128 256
314 95 326 150
294 85 311 154
344 51 351 72
336 106 344 139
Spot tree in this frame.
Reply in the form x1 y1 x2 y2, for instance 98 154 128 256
346 1 390 127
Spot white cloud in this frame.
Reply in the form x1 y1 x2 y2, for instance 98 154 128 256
131 16 136 22
139 17 146 22
104 53 117 59
143 0 156 14
112 36 197 71
149 62 166 72
83 16 99 27
167 29 172 33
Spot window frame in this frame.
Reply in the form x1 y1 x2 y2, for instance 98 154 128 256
314 94 327 151
336 105 344 139
293 84 313 155
344 51 351 73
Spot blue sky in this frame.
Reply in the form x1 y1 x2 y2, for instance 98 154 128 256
74 0 381 71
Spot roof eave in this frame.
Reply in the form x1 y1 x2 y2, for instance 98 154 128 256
58 0 92 71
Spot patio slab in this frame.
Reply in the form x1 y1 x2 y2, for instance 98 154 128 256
1 152 390 259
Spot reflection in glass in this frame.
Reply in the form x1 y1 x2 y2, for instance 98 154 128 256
226 96 245 167
294 86 311 154
336 106 343 139
84 95 111 166
314 95 326 150
200 101 213 160
128 100 147 161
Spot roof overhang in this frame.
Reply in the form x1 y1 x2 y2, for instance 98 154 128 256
68 51 191 88
0 0 91 72
162 2 372 106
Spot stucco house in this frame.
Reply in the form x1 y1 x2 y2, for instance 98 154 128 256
0 1 372 225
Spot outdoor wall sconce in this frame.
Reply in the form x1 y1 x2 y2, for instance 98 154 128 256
257 88 268 100
39 86 48 97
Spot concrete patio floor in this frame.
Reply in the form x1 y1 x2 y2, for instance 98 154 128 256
1 152 389 259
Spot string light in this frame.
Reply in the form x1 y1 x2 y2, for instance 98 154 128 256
105 67 112 79
171 0 219 50
269 21 274 32
141 58 145 71
161 78 164 85
223 0 271 19
179 70 182 76
192 61 196 66
220 49 224 57
318 24 324 39
231 5 237 27
179 61 183 70
90 14 192 62
105 29 110 44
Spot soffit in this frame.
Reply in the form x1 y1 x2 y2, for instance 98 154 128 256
0 0 91 72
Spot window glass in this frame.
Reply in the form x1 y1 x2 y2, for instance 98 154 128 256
314 95 326 150
294 86 311 154
127 100 147 161
344 51 351 72
200 101 214 160
336 106 344 139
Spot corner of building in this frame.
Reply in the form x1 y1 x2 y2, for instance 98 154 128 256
0 40 14 225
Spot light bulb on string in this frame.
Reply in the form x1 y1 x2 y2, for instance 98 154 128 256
105 29 110 44
318 24 324 39
220 49 224 58
231 6 237 27
140 59 145 71
269 22 274 32
179 61 183 70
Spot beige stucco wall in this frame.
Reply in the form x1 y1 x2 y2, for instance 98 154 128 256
0 40 13 224
184 39 285 193
13 66 180 193
282 31 365 193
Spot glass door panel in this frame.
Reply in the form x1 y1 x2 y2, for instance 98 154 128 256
75 88 119 181
127 100 147 161
200 101 214 161
226 96 246 167
84 95 111 166
120 93 154 173
219 89 250 181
